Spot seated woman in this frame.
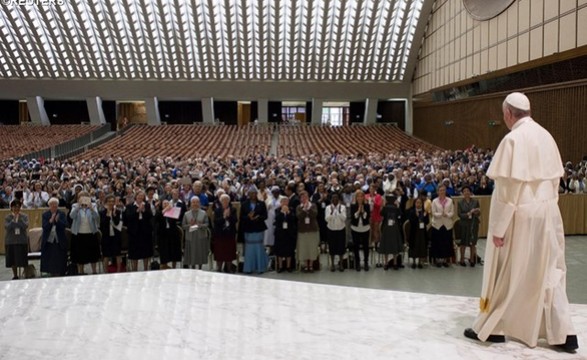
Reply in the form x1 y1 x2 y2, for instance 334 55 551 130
40 198 68 276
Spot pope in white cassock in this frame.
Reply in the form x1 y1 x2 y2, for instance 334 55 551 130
464 92 578 353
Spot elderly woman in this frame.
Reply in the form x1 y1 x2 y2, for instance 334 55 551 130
99 194 123 273
379 195 403 270
239 188 269 274
182 197 210 269
430 184 454 267
4 200 29 280
296 190 319 273
155 199 182 269
70 192 101 275
274 197 297 272
24 181 49 208
124 190 154 271
457 186 481 267
212 194 237 272
40 198 68 276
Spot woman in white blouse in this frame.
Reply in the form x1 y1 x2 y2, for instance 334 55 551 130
430 184 454 267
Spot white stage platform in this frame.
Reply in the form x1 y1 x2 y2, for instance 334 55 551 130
0 270 585 359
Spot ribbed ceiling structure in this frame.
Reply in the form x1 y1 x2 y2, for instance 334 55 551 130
0 0 424 82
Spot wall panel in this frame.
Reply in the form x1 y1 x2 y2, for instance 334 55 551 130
413 0 587 94
413 83 587 163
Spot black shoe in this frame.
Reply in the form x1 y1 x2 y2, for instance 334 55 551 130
11 276 18 280
443 262 450 268
464 328 505 343
554 335 578 353
287 267 293 273
355 265 361 272
277 268 284 273
470 262 476 268
460 262 467 267
330 265 335 272
364 264 369 271
436 263 442 268
411 263 416 269
417 263 423 269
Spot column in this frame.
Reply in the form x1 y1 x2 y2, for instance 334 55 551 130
144 97 161 125
311 98 323 125
405 89 413 135
86 96 106 125
257 98 268 123
202 97 215 124
26 96 50 125
363 98 378 125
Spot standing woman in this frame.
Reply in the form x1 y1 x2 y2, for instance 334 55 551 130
430 184 454 267
408 197 429 269
263 186 281 250
296 191 319 273
100 195 123 273
457 186 481 267
124 190 154 271
155 199 182 269
239 189 269 274
274 197 297 272
182 197 210 270
40 198 68 276
70 192 101 275
366 184 384 247
212 194 237 273
350 190 371 271
379 195 403 270
324 193 346 272
4 200 28 280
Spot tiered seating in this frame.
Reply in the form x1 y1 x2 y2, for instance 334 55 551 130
0 124 100 159
277 124 440 157
78 124 274 161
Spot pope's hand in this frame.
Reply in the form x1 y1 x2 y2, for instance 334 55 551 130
493 236 504 247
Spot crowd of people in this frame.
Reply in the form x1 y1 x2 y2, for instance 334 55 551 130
2 147 586 278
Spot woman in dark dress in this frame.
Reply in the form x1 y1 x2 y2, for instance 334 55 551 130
155 199 182 269
273 197 297 272
40 198 68 276
124 190 154 271
408 197 429 269
99 195 123 273
379 196 403 270
212 194 237 273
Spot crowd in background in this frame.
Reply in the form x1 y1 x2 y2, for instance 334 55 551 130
2 146 586 278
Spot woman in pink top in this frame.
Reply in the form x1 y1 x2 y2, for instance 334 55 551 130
366 184 384 246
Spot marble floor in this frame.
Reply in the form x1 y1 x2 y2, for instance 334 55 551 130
0 270 585 360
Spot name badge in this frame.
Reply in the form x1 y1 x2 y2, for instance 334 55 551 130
419 222 425 229
388 219 395 227
225 220 230 228
321 202 326 209
305 217 310 225
139 213 143 220
282 222 288 230
166 222 170 229
15 228 20 235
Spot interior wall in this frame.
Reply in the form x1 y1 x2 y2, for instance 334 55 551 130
413 82 587 163
377 100 406 129
413 0 587 94
213 101 237 125
268 101 282 123
349 101 366 123
44 100 90 124
118 102 147 124
158 101 202 124
0 100 19 125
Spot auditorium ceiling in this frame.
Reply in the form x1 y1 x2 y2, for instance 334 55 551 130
0 0 428 83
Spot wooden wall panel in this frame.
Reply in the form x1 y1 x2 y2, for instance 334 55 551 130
413 83 587 162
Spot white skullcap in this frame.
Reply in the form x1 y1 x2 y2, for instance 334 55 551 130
505 92 530 111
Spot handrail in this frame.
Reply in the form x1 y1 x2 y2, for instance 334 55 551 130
20 124 111 161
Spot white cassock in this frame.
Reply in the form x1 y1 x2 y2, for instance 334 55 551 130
473 117 575 347
264 195 281 246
